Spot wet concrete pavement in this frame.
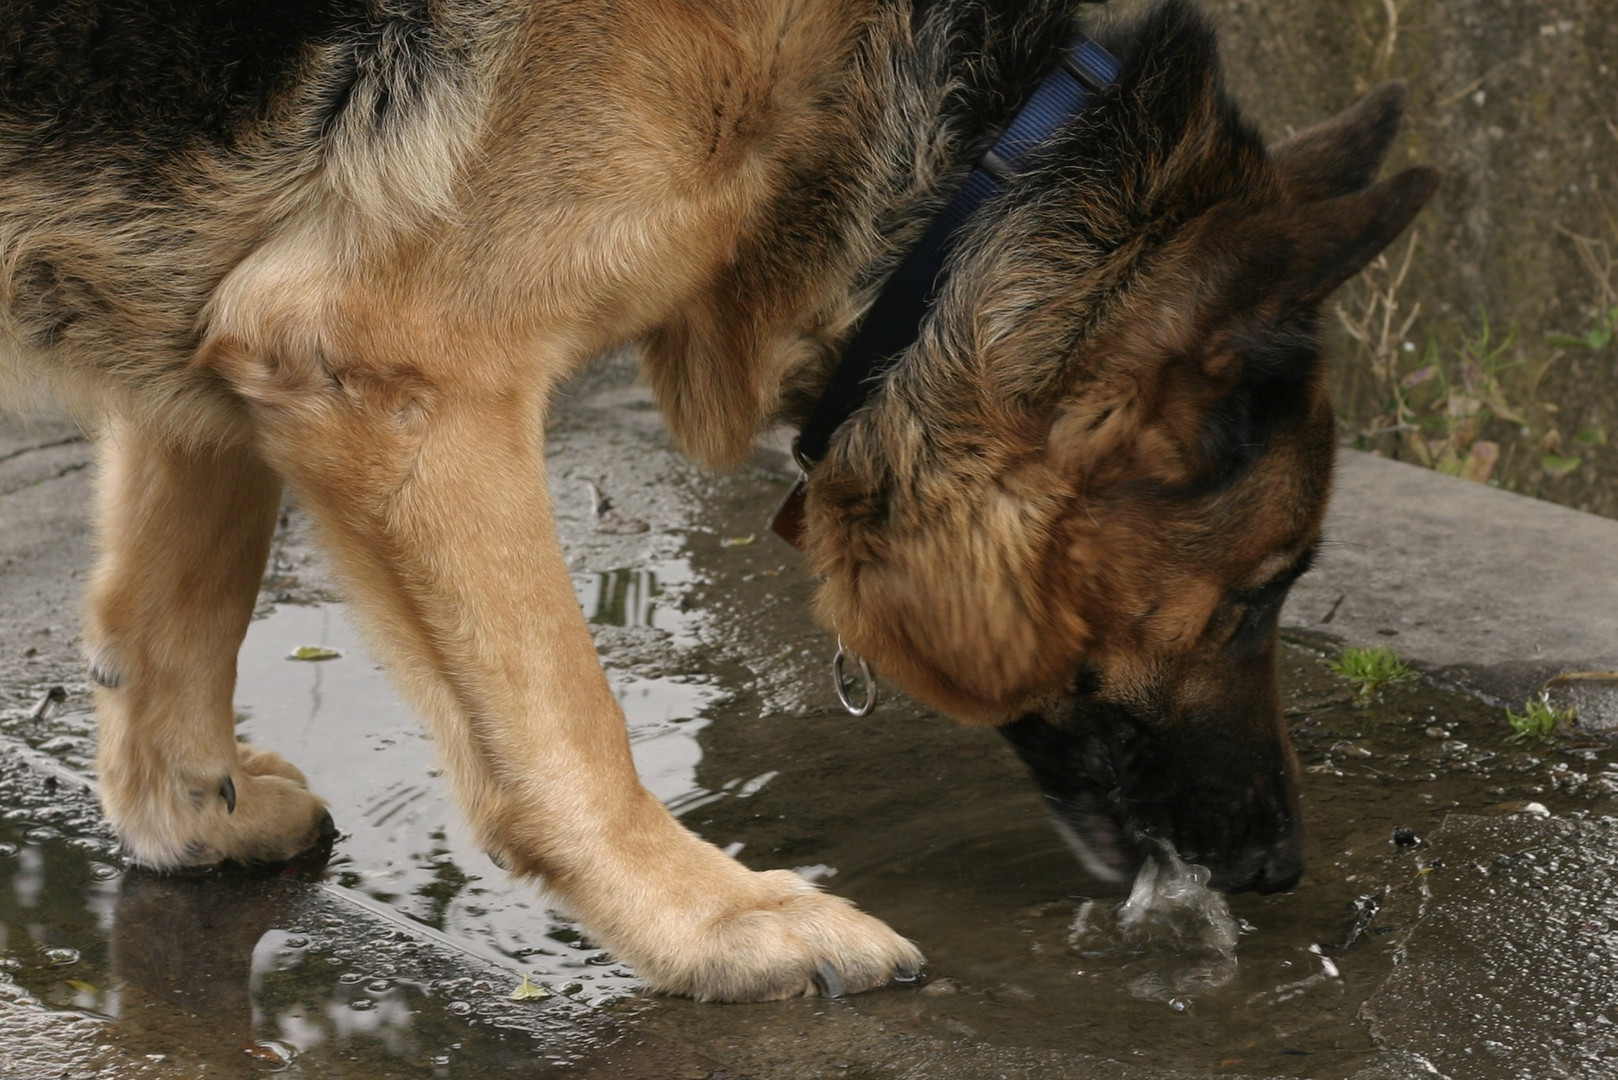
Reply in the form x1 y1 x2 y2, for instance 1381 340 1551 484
3 356 1618 1079
1280 450 1618 731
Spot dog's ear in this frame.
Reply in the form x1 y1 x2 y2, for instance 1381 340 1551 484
1111 0 1225 152
1270 81 1410 202
1131 162 1438 378
1243 164 1441 317
1047 165 1437 491
1171 164 1439 377
1098 2 1279 226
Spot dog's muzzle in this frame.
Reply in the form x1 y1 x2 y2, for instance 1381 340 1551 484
1000 700 1305 894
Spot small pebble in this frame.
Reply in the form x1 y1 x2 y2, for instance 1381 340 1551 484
243 1042 294 1067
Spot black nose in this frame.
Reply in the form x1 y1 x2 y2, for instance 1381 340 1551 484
1207 825 1304 894
1256 812 1306 893
1253 848 1303 894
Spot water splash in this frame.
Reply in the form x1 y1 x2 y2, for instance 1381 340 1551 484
1068 845 1241 1006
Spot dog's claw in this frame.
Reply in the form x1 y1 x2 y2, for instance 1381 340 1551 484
317 810 338 842
812 961 845 998
219 775 236 814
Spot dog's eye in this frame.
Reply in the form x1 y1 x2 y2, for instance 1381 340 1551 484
1218 546 1316 646
1216 583 1290 647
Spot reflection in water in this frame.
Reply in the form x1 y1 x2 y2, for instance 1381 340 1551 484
575 560 697 636
0 775 715 1076
231 571 724 1002
113 867 304 1056
0 545 734 1075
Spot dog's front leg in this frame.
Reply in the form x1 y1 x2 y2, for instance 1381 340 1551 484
215 337 921 1001
87 418 333 867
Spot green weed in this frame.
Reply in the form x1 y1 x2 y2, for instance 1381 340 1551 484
1547 304 1617 353
1382 311 1527 483
1330 645 1417 697
1336 235 1539 489
1506 696 1575 742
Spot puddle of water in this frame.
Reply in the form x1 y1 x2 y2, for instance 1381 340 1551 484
637 633 1618 1079
13 569 1617 1077
230 574 723 1003
4 381 1618 1077
0 548 736 1073
0 755 719 1078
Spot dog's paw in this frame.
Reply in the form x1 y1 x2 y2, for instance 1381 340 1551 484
238 744 312 788
207 763 335 866
106 744 333 869
621 869 924 1003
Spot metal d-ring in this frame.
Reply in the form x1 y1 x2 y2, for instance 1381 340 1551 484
832 637 878 717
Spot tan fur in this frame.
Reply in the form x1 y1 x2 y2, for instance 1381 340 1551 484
86 418 325 867
0 0 940 1003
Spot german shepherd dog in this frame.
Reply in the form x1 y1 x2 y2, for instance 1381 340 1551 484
0 0 1435 1000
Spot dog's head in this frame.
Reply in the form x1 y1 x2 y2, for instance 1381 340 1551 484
802 1 1437 892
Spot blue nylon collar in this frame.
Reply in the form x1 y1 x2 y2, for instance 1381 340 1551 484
791 36 1121 471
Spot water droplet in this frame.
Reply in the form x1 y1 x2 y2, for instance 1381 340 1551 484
349 998 375 1011
43 948 79 967
0 843 19 858
446 1000 472 1016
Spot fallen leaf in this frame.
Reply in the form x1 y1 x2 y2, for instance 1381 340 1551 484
1482 388 1527 426
1541 454 1582 479
721 533 757 548
510 975 551 1001
1459 439 1499 484
288 645 343 661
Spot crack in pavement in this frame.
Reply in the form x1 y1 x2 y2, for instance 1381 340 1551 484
0 434 87 466
0 459 90 499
